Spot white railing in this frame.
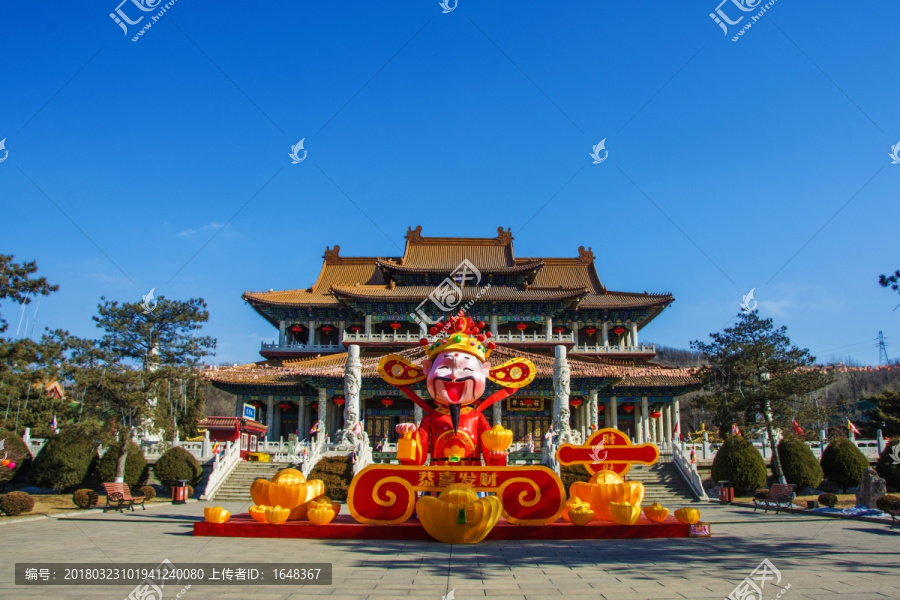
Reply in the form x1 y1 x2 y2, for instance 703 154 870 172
341 331 422 343
201 440 241 501
302 434 326 478
260 341 343 352
672 440 709 501
571 344 656 354
494 332 574 344
687 437 883 462
351 433 373 475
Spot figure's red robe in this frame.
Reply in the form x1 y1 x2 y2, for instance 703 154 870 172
399 405 491 466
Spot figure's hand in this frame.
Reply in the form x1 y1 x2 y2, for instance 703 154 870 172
396 423 417 436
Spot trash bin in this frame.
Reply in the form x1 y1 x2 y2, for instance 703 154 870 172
172 479 189 504
717 481 734 503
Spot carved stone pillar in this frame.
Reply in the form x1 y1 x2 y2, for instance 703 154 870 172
342 345 362 443
492 401 502 427
552 345 572 443
317 388 327 443
589 390 599 429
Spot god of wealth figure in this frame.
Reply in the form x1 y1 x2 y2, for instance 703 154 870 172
377 311 535 466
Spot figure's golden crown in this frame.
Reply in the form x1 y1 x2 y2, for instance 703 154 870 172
419 311 495 362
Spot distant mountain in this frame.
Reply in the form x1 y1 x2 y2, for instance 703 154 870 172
648 344 706 368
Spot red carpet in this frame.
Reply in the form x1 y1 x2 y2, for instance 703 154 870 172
193 514 705 540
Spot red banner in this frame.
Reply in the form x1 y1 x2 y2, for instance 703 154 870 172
556 428 659 476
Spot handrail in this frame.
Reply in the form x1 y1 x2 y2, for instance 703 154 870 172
201 440 241 501
302 433 326 478
351 432 373 475
671 439 709 501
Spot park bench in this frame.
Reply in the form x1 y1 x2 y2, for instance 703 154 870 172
888 500 900 530
752 484 796 514
102 483 146 513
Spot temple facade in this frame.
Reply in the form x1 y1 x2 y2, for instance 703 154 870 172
206 226 698 449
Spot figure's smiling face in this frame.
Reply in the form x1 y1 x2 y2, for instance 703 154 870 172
424 351 490 406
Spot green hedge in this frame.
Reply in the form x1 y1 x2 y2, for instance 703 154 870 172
875 439 900 490
821 437 869 490
777 435 823 489
560 464 590 493
710 435 767 494
307 457 352 501
95 441 147 488
1 491 35 516
153 447 202 489
32 430 97 492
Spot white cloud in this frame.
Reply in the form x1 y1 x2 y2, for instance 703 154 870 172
178 222 225 237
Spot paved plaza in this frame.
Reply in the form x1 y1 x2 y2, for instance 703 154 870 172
1 502 899 600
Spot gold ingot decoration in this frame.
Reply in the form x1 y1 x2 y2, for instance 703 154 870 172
674 507 701 525
568 482 595 515
561 496 590 522
568 504 594 526
621 480 645 506
265 505 290 525
249 468 325 520
416 483 503 544
203 506 230 524
481 425 513 452
608 501 641 526
588 471 624 485
643 503 669 523
589 482 626 521
248 504 269 523
307 497 340 525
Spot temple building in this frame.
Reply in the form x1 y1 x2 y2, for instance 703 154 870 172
206 226 698 449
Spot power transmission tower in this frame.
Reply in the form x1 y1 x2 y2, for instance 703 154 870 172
878 331 889 365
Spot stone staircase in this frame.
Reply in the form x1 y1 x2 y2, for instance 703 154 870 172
624 462 699 505
211 462 285 502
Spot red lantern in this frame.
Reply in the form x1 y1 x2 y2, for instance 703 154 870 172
613 326 626 335
279 402 292 411
516 323 527 331
291 325 303 333
311 403 319 411
585 327 597 336
650 411 662 419
522 398 535 407
350 325 362 333
381 398 394 407
623 404 634 413
334 397 345 406
390 322 402 330
321 325 333 334
598 404 605 412
570 398 583 407
554 326 565 334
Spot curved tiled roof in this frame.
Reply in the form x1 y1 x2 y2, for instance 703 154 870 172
578 291 673 309
330 285 588 302
376 257 543 275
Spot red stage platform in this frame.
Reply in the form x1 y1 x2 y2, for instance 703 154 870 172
193 514 708 540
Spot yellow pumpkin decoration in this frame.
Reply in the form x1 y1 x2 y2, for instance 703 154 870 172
568 482 594 510
307 497 340 525
674 507 701 525
248 504 269 523
265 505 290 525
481 425 513 452
416 484 503 544
568 504 594 526
203 506 231 524
249 468 325 520
608 501 641 526
621 480 645 506
643 503 669 523
561 496 589 522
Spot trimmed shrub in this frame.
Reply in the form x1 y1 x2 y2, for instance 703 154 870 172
560 464 590 493
32 429 97 491
754 489 770 500
0 430 33 489
711 435 767 494
95 441 147 488
1 491 35 516
818 492 838 508
777 435 824 489
153 447 202 489
821 437 869 490
875 493 900 512
72 489 99 509
875 440 900 491
185 484 194 499
139 485 156 500
307 456 352 501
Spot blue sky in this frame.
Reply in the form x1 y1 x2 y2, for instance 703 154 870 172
1 1 898 366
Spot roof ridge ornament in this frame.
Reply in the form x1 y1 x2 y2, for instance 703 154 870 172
578 246 595 264
406 225 423 243
497 226 513 245
324 245 341 264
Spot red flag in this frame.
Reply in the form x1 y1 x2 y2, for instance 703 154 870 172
791 418 804 436
731 423 742 436
673 420 683 441
848 419 861 435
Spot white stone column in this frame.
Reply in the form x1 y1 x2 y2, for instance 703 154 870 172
603 397 611 428
552 345 572 442
317 388 328 442
278 321 286 346
266 395 274 439
601 321 609 347
649 409 657 444
673 397 681 442
490 314 499 337
492 401 502 426
631 322 639 348
619 327 626 349
545 317 553 340
364 315 372 335
307 320 315 345
664 404 672 445
610 397 618 429
342 344 362 443
589 390 599 429
272 401 282 440
634 401 643 443
297 398 304 438
642 396 650 443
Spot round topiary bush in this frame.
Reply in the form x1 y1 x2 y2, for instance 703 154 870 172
818 492 838 508
1 491 35 516
307 456 352 501
875 493 900 512
0 430 33 489
72 489 99 509
777 434 824 489
821 437 869 490
153 447 202 489
95 441 147 488
711 435 767 494
875 439 900 491
32 429 97 491
139 485 156 500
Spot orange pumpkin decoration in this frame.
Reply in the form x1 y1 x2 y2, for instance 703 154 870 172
643 503 669 523
265 505 290 525
249 468 325 520
674 507 701 525
203 506 231 524
561 496 590 522
608 501 641 526
307 497 340 525
568 504 594 526
248 505 269 523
